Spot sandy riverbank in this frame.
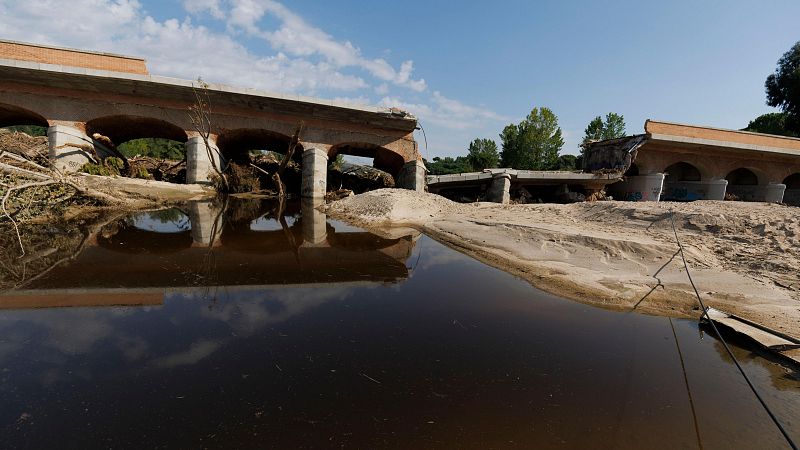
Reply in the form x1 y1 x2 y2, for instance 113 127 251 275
324 189 800 340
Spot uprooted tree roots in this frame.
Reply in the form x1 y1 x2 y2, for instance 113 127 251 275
0 131 147 254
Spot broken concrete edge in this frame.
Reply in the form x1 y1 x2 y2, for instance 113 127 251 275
703 307 800 367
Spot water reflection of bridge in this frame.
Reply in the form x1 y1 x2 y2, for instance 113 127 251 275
1 198 419 309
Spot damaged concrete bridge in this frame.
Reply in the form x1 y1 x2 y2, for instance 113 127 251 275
427 169 622 203
0 40 426 196
584 120 800 205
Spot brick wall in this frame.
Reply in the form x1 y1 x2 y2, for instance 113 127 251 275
646 119 800 152
0 40 148 75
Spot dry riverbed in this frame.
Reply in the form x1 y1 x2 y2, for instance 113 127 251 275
324 189 800 340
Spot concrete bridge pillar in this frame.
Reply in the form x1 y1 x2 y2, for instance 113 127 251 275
301 147 328 198
396 160 427 192
705 179 729 200
487 173 511 204
301 197 328 246
186 136 224 184
765 183 786 203
188 200 223 247
47 124 94 173
609 173 665 201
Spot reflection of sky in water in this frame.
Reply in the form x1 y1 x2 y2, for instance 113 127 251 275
249 214 298 231
327 219 364 232
0 236 798 448
128 208 191 233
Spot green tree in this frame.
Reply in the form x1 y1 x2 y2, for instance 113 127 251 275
1 125 47 136
766 41 800 133
582 112 626 145
555 154 577 171
743 112 798 137
603 112 626 139
118 138 184 159
425 156 473 175
466 138 499 170
499 107 564 170
583 116 604 143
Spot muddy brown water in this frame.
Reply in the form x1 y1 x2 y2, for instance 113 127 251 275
0 199 798 449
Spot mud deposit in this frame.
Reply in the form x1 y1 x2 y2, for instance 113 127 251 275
0 199 798 448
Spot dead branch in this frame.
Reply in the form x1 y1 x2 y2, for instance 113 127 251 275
249 163 271 177
0 161 52 180
272 122 304 198
0 151 50 172
189 78 229 191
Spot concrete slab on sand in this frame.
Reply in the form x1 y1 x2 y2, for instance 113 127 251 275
706 308 800 365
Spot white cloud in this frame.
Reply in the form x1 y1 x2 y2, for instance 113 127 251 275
217 0 427 91
331 96 373 107
183 0 224 19
374 83 390 95
151 340 221 368
380 91 508 130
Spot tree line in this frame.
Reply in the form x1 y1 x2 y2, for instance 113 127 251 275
427 110 627 175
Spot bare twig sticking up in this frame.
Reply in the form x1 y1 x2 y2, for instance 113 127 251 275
272 122 304 198
189 78 229 191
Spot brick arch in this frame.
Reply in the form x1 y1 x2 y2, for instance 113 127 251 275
664 161 702 181
0 102 48 128
329 142 406 177
85 115 188 145
783 173 800 189
216 128 303 164
725 167 760 186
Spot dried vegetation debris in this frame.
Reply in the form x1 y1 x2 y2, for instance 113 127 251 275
0 132 94 221
328 162 395 194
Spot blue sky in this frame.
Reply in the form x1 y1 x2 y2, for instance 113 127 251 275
1 0 798 158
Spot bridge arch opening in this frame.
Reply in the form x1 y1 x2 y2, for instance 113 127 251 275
661 162 705 201
784 173 800 206
85 115 187 146
783 173 800 189
664 162 701 181
725 168 759 186
84 115 189 181
216 129 305 192
328 143 404 193
725 167 762 201
329 143 405 176
97 209 192 254
0 103 48 135
216 129 302 165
